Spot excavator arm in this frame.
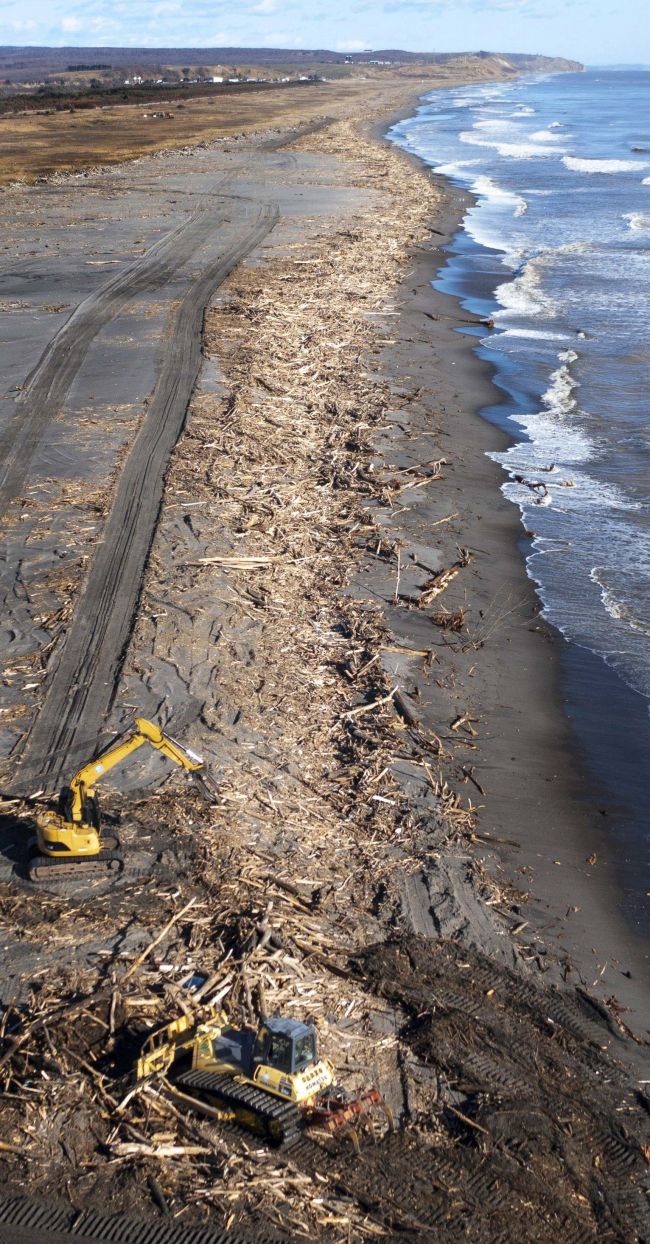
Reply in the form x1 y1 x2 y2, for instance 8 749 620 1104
68 718 208 822
30 716 217 882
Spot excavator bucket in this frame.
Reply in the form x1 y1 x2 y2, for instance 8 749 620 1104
191 770 219 804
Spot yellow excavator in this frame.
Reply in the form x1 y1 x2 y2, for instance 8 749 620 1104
137 1005 391 1149
29 717 217 883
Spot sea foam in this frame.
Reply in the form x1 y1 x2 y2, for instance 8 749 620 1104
542 350 579 417
623 211 650 231
590 568 650 636
563 156 648 174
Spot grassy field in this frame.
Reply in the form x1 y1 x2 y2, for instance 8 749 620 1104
1 80 342 184
0 62 513 186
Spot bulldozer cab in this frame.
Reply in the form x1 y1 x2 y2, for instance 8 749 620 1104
253 1018 318 1077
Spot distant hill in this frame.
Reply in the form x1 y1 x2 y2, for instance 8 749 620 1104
0 45 583 88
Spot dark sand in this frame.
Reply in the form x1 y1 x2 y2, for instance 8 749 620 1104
0 84 647 1242
362 139 650 1036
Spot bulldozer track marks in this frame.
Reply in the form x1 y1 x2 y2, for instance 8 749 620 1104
355 938 649 1241
0 1192 279 1244
0 117 329 527
461 1051 524 1096
11 200 279 794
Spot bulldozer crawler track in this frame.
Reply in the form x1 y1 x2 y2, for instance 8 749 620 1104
176 1069 303 1148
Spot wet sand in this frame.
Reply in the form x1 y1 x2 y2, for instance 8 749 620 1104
362 147 650 1034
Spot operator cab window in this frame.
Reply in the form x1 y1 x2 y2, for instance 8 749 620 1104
267 1032 293 1074
294 1032 316 1072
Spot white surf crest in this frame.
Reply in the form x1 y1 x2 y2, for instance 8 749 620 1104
460 130 562 159
590 568 650 637
529 129 564 142
494 257 557 319
563 156 648 174
623 211 650 232
495 328 574 341
542 350 579 417
470 174 528 219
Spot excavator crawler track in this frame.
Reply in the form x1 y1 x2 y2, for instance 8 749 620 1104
177 1069 303 1148
27 847 123 884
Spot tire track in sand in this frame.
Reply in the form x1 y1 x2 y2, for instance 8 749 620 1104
0 177 239 519
10 199 279 793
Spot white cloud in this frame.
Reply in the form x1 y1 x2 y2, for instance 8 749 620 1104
259 29 306 44
61 14 82 31
251 0 278 12
335 38 367 50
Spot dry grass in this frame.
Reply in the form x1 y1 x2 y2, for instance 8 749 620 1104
0 77 417 186
0 62 520 188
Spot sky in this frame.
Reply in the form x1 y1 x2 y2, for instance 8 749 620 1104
0 0 647 67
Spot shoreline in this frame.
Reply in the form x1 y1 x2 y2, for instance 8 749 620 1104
0 84 648 1238
369 112 649 1030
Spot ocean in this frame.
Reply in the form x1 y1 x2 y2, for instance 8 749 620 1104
389 69 650 928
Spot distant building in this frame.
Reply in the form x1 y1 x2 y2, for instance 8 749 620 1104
211 76 224 83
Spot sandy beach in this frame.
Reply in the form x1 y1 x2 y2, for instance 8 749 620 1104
0 76 647 1242
365 157 650 1030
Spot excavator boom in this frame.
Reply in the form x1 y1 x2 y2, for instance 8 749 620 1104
67 718 207 822
29 715 216 884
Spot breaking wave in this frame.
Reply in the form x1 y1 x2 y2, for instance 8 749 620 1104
495 258 557 318
563 156 648 174
461 130 563 159
542 350 579 416
529 129 564 142
623 211 650 231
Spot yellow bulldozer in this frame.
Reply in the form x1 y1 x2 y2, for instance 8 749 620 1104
137 1006 391 1149
30 717 217 883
